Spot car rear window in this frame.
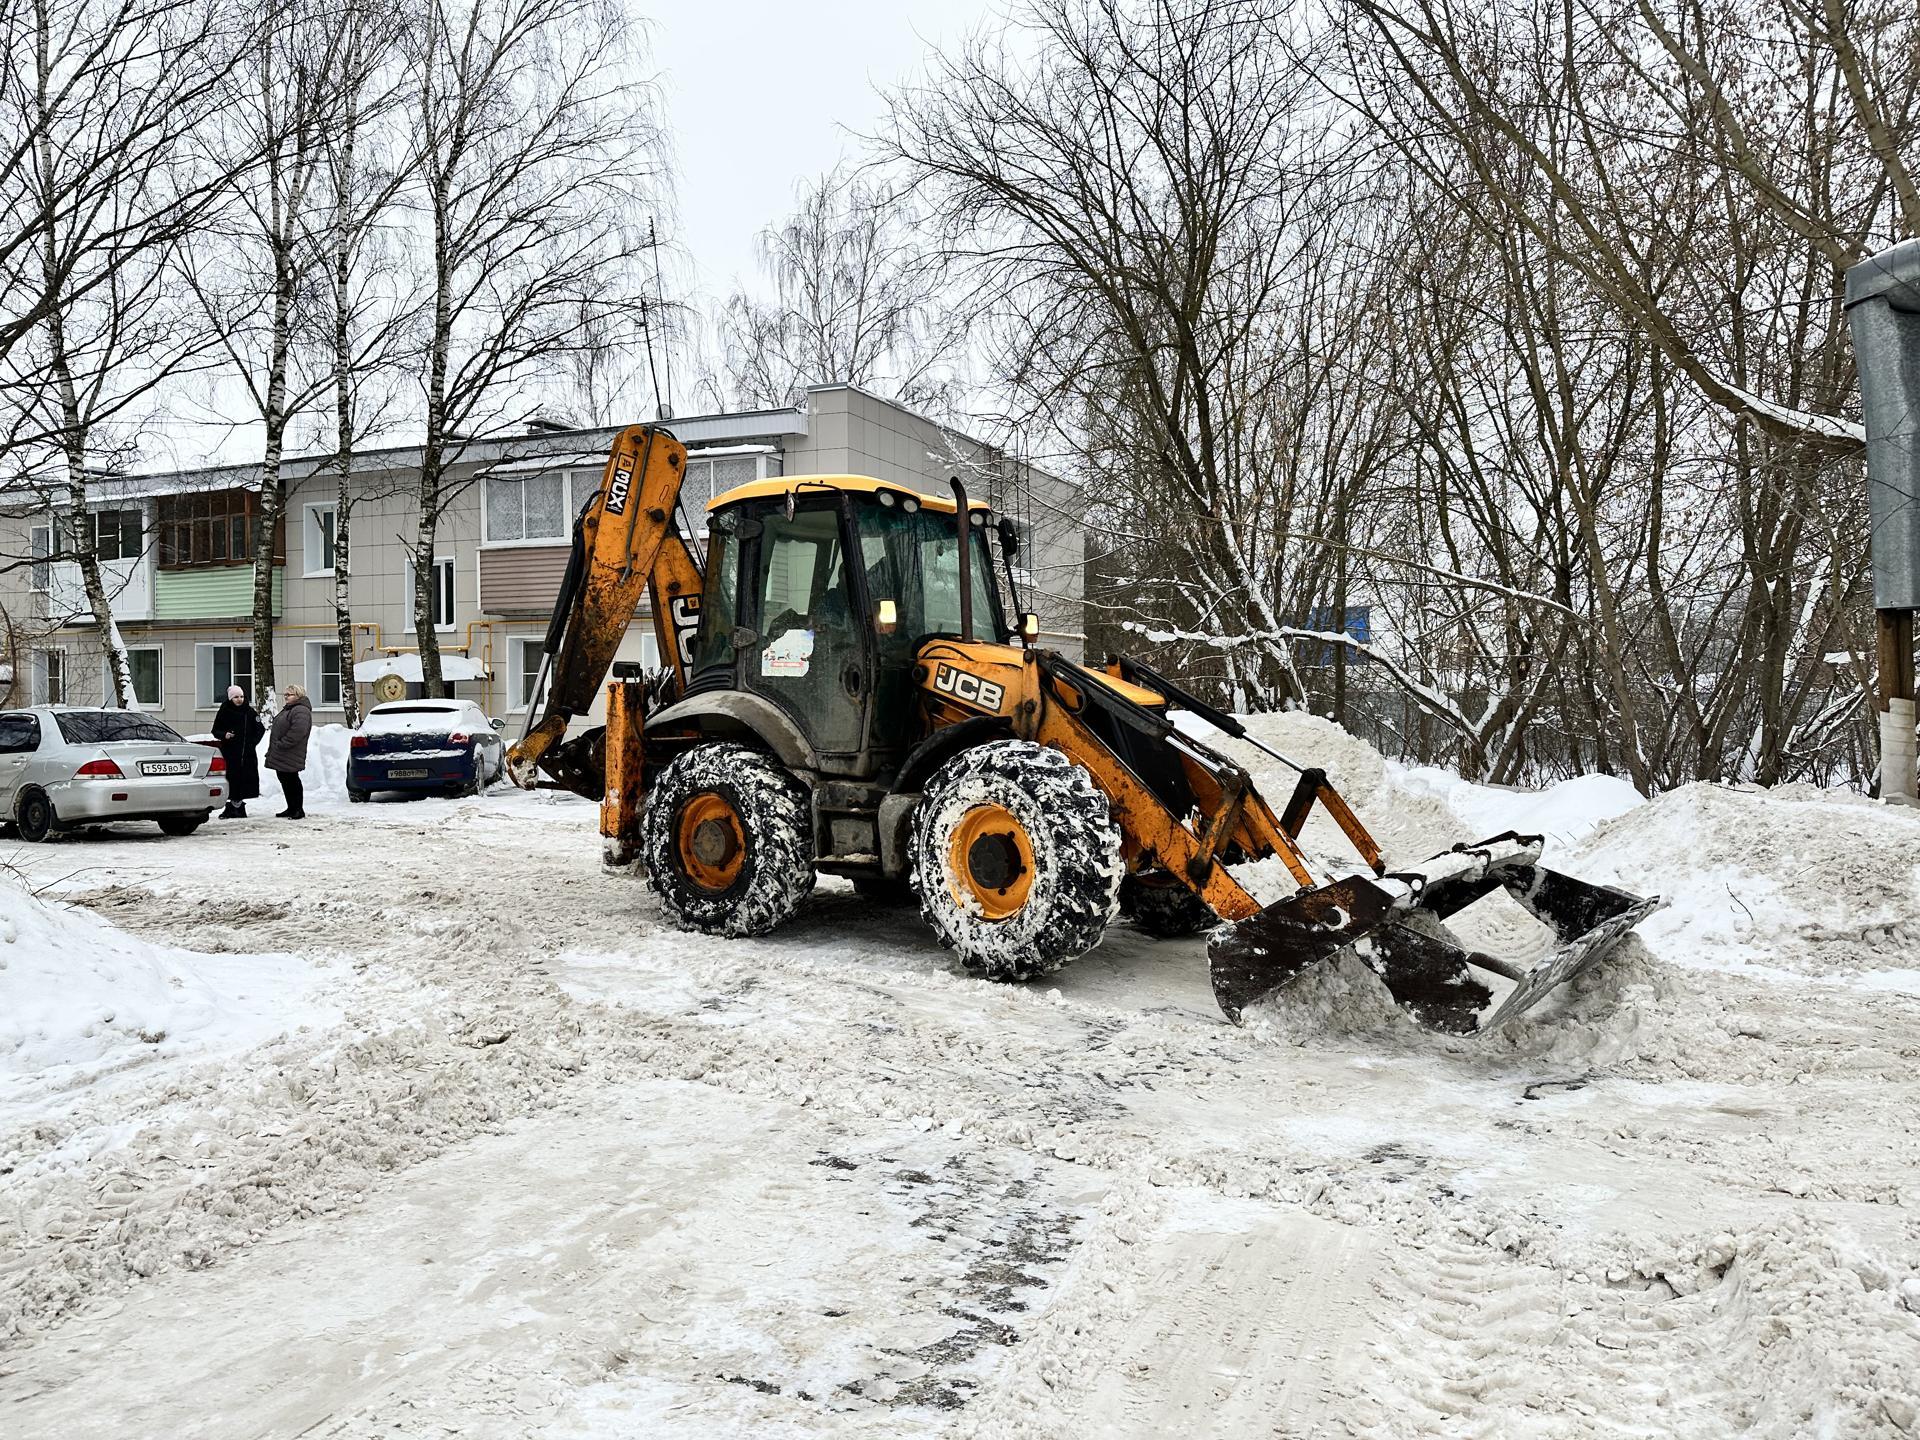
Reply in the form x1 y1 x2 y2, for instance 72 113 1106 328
370 705 461 716
55 711 185 745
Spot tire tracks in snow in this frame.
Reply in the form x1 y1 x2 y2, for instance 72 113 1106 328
5 810 1918 1436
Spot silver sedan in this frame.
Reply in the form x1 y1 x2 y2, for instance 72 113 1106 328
0 707 228 841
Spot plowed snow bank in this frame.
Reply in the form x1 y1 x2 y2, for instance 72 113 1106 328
1568 782 1920 980
0 877 337 1123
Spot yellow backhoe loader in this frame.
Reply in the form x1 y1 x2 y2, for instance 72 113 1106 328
508 425 1657 1033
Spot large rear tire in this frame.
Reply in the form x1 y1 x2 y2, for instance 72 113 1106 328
912 740 1121 981
642 742 815 936
158 814 205 837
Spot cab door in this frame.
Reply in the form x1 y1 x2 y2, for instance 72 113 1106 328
743 497 868 756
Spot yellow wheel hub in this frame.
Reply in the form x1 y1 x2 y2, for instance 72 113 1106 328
947 803 1035 920
677 792 744 892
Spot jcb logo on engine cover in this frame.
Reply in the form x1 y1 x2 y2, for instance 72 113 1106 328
603 454 637 515
934 664 1005 712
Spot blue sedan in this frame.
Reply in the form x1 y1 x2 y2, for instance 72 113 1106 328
347 700 505 801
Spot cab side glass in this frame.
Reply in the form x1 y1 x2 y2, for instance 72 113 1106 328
690 512 738 675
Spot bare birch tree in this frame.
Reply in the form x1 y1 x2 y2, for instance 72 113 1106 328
712 163 964 412
183 0 358 704
1 0 247 703
401 0 663 694
311 0 417 725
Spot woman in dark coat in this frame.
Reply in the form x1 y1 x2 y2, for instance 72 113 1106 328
213 684 264 819
267 684 314 820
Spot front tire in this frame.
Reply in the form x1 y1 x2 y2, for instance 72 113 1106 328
16 790 56 843
642 742 815 936
912 740 1121 981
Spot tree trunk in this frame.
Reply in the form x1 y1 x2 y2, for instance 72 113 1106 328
415 170 454 699
34 0 128 706
330 92 361 726
249 242 297 707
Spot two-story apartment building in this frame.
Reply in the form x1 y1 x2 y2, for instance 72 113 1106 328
1 385 1085 735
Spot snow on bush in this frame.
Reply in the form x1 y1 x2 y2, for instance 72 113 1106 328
0 876 336 1123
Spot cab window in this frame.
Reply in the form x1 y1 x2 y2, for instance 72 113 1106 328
858 504 1003 645
690 511 739 675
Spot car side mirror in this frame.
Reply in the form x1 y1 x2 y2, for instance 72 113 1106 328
875 598 898 635
490 717 505 731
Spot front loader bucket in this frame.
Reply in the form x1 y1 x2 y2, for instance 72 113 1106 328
1208 834 1660 1034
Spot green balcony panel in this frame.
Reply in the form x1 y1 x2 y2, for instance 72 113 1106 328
154 566 283 621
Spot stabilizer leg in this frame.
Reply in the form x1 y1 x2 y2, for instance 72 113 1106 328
601 678 646 868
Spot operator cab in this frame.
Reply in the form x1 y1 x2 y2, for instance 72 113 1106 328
688 476 1015 768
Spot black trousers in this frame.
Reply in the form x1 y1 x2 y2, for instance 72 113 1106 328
278 771 304 816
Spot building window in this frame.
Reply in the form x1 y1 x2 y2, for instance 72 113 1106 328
195 643 253 708
678 452 779 534
158 489 283 569
305 640 343 708
484 471 569 544
106 647 162 707
36 649 64 704
508 637 545 710
406 557 456 632
30 525 51 591
303 504 337 575
83 508 144 562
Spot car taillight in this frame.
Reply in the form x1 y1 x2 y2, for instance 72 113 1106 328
351 735 368 749
209 755 226 774
75 757 123 779
448 732 470 745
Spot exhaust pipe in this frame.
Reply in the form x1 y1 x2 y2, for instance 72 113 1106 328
950 476 973 643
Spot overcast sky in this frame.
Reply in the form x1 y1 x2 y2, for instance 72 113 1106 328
145 1 996 469
649 0 988 307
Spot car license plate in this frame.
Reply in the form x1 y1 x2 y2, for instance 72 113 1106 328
388 767 429 779
141 760 192 776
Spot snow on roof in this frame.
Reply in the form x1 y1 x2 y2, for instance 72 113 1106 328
353 654 488 683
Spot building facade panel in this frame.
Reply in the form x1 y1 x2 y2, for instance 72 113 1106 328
0 385 1085 735
152 567 283 622
477 544 570 616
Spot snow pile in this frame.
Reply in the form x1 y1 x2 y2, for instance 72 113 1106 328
257 722 353 812
1218 710 1646 862
1567 782 1920 979
1395 765 1643 850
0 875 336 1123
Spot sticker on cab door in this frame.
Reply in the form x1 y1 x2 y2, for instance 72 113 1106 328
761 629 814 677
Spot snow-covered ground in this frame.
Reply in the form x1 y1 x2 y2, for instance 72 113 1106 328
1 713 1916 1438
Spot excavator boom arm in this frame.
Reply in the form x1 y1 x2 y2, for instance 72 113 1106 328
506 425 698 788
